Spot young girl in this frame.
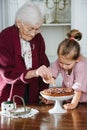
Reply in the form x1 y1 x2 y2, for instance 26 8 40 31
43 29 87 109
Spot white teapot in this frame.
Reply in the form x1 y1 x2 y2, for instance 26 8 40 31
1 99 16 114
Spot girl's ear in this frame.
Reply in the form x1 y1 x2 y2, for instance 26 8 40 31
76 56 81 62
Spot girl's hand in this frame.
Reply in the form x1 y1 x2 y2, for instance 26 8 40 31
63 90 82 110
63 102 78 110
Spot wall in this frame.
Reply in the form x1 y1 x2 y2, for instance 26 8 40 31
71 0 87 56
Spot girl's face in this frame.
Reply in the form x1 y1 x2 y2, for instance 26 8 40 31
59 55 78 71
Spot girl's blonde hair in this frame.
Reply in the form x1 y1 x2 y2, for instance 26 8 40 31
57 29 82 60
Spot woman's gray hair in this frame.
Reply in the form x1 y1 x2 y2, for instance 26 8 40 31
15 2 46 26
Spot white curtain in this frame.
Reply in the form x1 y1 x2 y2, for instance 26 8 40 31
0 0 27 31
0 0 9 30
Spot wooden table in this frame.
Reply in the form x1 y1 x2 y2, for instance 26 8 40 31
0 103 87 130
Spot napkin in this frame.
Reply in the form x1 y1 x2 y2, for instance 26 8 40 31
0 107 39 118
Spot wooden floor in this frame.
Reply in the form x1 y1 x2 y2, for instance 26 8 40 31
0 103 87 130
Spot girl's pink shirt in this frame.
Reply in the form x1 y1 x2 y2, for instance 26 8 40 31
48 56 87 102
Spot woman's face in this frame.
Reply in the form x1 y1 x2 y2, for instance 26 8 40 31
17 21 41 41
59 55 78 71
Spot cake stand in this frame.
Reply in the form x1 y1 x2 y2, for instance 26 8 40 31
40 92 73 113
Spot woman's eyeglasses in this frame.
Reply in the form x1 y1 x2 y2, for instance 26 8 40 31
22 22 41 35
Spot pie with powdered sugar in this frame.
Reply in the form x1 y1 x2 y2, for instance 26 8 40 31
41 87 74 96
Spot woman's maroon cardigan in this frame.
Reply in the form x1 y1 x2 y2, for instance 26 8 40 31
0 25 49 105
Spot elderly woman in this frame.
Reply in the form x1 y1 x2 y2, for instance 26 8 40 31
0 2 51 105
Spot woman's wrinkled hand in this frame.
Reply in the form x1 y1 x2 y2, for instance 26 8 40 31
43 77 55 86
36 65 55 86
36 65 52 79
